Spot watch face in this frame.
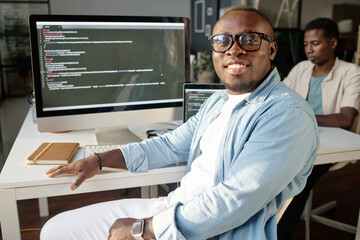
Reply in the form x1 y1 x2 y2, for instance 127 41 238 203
132 220 143 234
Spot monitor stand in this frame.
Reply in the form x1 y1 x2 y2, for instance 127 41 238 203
95 126 142 145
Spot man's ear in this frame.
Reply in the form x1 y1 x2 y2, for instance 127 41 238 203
269 41 278 61
330 37 338 50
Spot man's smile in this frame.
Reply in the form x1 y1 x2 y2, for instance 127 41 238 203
225 63 249 74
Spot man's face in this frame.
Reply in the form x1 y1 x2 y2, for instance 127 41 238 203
304 29 336 65
212 11 277 95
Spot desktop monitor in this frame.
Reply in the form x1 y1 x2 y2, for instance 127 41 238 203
29 15 190 144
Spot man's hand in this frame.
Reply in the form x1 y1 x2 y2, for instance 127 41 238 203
108 218 136 240
108 217 155 240
45 149 127 190
45 155 100 190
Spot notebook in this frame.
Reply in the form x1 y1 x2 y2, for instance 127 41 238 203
27 142 80 165
183 83 225 122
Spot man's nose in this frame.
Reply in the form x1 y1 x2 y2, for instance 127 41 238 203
305 44 313 53
226 40 247 56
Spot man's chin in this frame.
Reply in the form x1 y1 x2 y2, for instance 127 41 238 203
223 81 257 94
307 57 317 64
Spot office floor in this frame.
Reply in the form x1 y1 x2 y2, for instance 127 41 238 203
0 97 359 240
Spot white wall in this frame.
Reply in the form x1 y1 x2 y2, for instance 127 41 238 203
259 0 360 29
301 0 360 29
49 0 190 18
49 0 359 29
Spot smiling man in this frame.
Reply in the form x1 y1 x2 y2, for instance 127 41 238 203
41 7 319 240
211 9 276 94
279 18 360 240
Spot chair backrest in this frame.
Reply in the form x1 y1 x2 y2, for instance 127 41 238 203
276 197 293 224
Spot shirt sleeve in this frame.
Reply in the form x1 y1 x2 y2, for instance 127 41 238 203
340 64 360 111
120 93 221 172
120 110 202 172
153 102 319 239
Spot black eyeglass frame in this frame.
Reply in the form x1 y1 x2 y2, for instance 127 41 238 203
208 32 273 53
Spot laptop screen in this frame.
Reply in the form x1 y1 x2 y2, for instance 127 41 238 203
183 83 225 122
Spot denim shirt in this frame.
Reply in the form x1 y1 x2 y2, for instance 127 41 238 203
120 68 319 240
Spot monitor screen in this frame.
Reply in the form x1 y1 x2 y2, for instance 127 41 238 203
29 15 190 142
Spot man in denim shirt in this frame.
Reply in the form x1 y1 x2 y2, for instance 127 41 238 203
42 7 319 240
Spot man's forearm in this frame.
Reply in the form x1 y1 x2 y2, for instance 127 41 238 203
97 149 128 169
316 107 358 130
144 217 156 239
316 114 351 129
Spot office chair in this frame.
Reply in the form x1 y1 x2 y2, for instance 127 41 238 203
302 116 360 240
302 187 358 240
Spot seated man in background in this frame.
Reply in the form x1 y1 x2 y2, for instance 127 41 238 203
41 7 319 240
278 17 360 240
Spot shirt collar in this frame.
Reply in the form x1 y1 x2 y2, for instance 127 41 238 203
323 57 339 82
308 57 339 82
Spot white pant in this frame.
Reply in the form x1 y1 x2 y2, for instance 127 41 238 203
40 197 167 240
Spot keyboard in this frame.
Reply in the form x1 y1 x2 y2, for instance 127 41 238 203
84 144 122 158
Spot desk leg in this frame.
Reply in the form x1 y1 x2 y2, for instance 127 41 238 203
0 189 21 240
141 186 150 198
141 186 159 198
38 197 49 217
150 185 158 198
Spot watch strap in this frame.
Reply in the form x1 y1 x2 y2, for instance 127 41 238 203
133 235 144 240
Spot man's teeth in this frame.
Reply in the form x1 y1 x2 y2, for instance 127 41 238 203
227 64 246 69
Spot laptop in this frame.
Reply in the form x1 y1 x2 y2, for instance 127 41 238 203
183 83 225 122
146 83 225 138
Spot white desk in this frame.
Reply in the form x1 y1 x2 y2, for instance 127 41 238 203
0 109 186 239
317 126 360 165
1 109 360 240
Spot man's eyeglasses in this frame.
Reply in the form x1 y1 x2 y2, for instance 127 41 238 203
208 32 273 53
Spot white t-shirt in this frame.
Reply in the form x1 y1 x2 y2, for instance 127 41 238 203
164 92 250 206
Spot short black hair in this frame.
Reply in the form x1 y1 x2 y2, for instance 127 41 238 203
305 18 339 40
224 6 274 35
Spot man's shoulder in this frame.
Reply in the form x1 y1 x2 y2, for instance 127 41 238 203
274 81 306 102
266 80 310 108
330 59 360 84
258 81 316 125
335 58 360 72
285 60 313 80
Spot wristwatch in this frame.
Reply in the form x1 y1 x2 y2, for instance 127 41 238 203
131 219 144 240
